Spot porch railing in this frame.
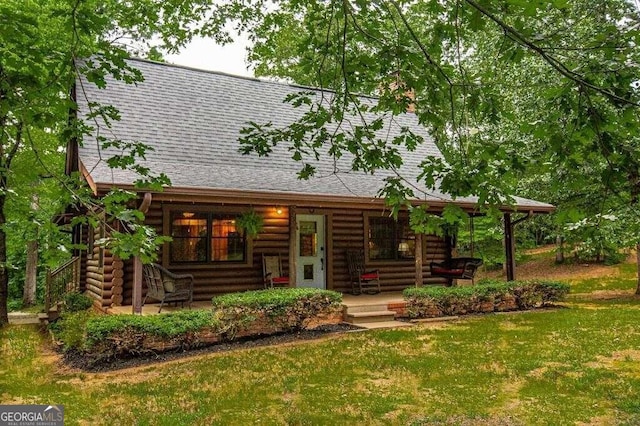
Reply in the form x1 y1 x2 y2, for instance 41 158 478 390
45 256 81 312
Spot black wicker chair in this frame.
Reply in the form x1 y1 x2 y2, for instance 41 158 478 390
142 263 194 313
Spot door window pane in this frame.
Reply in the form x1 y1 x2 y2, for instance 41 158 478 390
303 264 314 280
299 221 317 257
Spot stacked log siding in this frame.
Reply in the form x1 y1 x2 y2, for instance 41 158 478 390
111 201 450 305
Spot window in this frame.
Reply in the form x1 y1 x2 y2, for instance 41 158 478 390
368 217 416 260
170 211 246 263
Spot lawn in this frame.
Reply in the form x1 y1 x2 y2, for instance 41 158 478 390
1 261 640 425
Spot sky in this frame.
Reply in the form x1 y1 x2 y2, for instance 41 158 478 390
165 35 254 77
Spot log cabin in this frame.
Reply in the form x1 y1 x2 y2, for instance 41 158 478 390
66 58 553 312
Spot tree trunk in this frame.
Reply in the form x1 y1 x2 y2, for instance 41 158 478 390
22 195 39 307
555 235 564 264
23 240 38 307
0 193 8 325
635 243 640 296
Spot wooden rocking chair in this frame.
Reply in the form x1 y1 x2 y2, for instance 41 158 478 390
346 250 380 295
262 254 289 288
142 263 194 313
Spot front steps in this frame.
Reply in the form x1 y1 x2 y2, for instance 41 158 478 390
343 303 412 329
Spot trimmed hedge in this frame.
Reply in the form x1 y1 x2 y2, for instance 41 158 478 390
212 288 343 336
51 288 343 363
403 280 569 319
85 309 220 346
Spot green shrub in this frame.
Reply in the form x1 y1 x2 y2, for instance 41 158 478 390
212 288 342 311
49 310 95 351
534 281 570 302
7 299 23 312
213 288 343 334
403 280 569 319
63 292 94 312
51 288 343 363
85 309 219 346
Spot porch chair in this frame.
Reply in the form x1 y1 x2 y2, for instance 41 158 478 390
346 250 380 295
262 254 289 288
142 263 194 313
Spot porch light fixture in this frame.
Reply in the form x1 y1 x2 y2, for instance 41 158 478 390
275 206 284 215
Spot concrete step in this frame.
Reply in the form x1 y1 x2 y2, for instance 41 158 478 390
8 312 42 325
345 309 396 324
355 320 414 330
344 304 390 314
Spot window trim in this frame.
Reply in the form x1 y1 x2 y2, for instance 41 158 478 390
162 204 253 267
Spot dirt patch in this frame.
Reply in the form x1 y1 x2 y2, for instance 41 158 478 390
575 415 619 426
60 323 361 373
479 259 620 282
585 349 640 370
478 246 635 283
499 379 525 413
498 321 533 332
412 414 525 426
572 290 639 300
527 362 568 379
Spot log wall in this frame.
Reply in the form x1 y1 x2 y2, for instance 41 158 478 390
115 200 449 305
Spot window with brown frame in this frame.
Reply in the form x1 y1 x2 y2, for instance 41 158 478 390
170 211 246 263
368 217 416 260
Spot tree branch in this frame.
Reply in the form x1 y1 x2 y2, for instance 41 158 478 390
464 0 640 107
4 121 23 174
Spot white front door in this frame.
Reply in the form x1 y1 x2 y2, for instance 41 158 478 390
296 214 326 289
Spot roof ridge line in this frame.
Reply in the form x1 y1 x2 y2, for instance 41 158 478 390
126 57 381 102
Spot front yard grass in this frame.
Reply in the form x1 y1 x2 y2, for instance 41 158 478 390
2 293 640 424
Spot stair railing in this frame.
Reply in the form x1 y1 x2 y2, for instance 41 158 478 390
45 256 81 312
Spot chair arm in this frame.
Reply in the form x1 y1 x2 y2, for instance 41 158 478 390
156 265 193 291
173 274 193 287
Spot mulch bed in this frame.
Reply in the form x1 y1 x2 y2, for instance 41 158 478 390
61 323 362 372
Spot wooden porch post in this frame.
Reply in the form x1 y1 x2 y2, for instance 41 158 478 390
132 256 143 314
288 206 297 287
132 192 152 314
504 213 516 281
415 234 423 287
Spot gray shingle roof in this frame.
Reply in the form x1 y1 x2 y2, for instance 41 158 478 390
76 58 552 211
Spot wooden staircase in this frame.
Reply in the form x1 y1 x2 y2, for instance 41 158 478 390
44 256 81 321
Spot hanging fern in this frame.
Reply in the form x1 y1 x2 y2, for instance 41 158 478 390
236 210 264 238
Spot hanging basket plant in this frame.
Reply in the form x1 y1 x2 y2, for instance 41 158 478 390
236 209 264 238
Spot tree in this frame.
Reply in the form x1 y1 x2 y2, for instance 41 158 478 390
0 0 242 325
2 0 639 326
229 0 640 289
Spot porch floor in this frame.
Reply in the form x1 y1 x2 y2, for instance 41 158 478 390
107 301 211 315
107 291 407 316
